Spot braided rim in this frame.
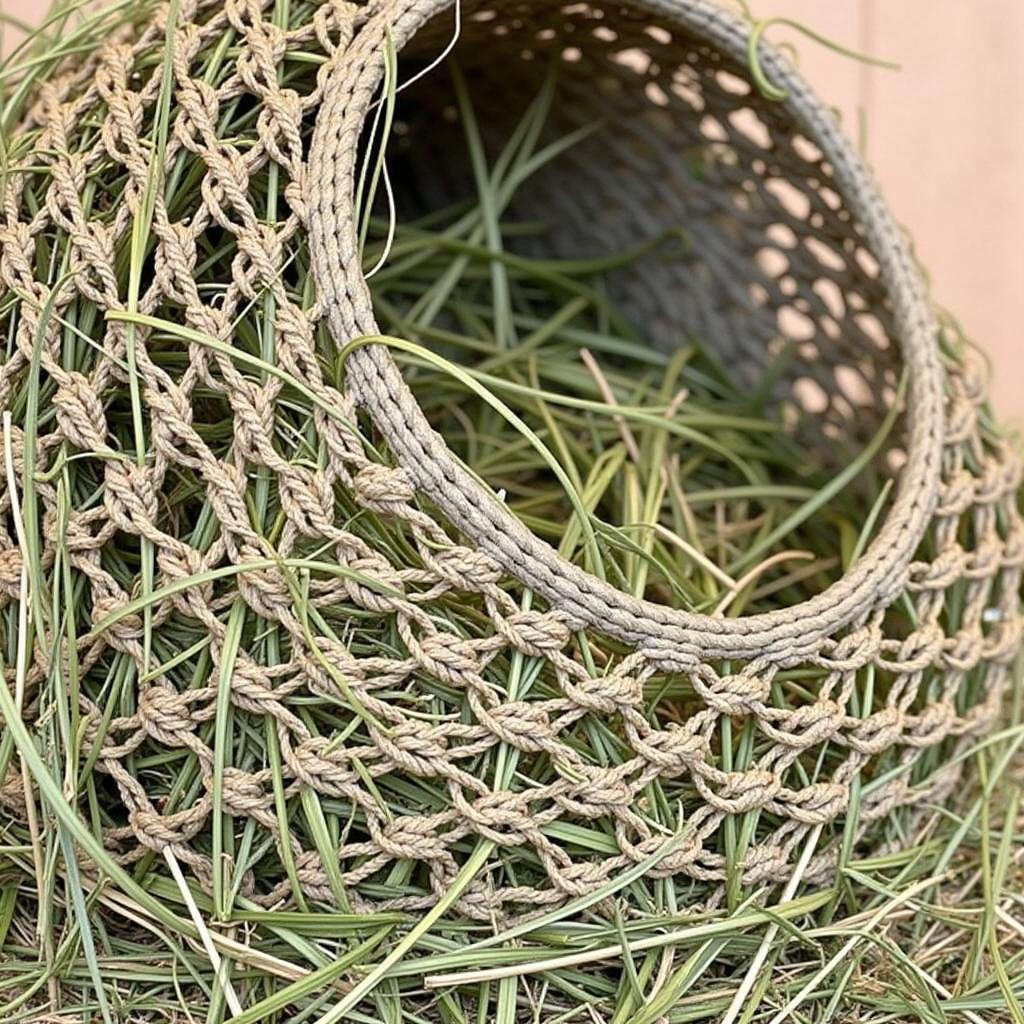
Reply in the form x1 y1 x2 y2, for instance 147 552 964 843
307 0 945 664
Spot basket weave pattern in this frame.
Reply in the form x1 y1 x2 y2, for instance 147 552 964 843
0 0 1021 919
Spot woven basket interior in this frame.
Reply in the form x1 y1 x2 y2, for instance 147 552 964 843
389 0 903 455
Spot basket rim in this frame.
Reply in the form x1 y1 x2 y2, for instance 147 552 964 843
307 0 947 665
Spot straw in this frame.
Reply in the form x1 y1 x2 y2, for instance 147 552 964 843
0 3 1019 1023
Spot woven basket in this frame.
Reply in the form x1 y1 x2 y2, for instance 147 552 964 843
1 0 1021 921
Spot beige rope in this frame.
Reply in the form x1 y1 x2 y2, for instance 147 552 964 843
0 0 1019 923
307 0 948 664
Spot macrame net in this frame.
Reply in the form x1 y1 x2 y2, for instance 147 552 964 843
0 0 1020 920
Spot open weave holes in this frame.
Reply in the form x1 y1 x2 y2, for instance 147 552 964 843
0 0 1021 919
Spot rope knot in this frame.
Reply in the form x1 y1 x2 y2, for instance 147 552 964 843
741 843 790 883
375 721 448 776
499 610 570 655
352 464 414 511
639 726 708 773
694 670 769 716
92 594 144 641
780 782 846 824
431 545 502 588
700 768 780 814
559 765 633 818
213 767 270 817
575 671 643 714
379 816 447 861
344 554 405 611
416 632 482 686
0 548 22 589
487 702 554 751
848 707 903 754
53 371 108 451
139 685 197 743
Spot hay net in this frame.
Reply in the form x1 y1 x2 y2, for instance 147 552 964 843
0 0 1021 919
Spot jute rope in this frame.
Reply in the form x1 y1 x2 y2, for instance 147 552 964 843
309 0 948 666
0 0 1020 917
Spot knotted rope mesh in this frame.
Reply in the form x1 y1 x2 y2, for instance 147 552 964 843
0 0 1021 921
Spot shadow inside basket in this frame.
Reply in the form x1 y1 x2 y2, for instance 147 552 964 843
359 0 908 618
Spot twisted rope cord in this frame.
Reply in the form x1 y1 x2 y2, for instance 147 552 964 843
307 0 947 662
0 0 1018 919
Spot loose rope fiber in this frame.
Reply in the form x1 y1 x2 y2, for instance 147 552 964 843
0 0 1021 921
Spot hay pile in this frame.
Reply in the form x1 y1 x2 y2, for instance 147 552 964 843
0 1 1021 1023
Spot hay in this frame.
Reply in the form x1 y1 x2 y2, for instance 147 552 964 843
0 1 1021 1023
364 66 901 618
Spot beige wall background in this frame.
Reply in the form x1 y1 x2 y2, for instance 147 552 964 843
2 0 1021 421
764 0 1024 425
